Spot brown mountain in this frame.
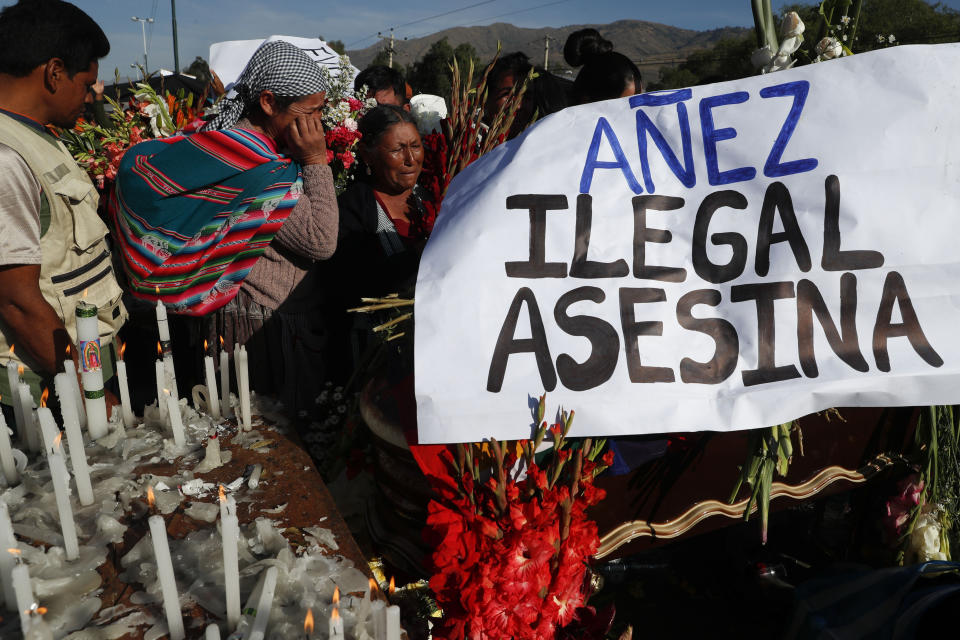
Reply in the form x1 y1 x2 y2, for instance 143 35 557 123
346 19 750 78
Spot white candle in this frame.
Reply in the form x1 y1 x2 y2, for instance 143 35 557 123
203 354 221 419
148 511 185 640
54 373 94 506
116 347 135 428
75 302 108 439
17 382 39 452
11 561 33 630
384 605 401 640
370 600 385 640
64 356 86 429
155 359 168 422
328 607 344 639
166 392 185 448
24 611 53 640
41 420 79 561
0 394 19 485
219 489 240 629
205 623 221 639
238 346 251 431
5 359 25 445
247 565 277 640
156 300 179 400
0 504 17 609
219 347 230 418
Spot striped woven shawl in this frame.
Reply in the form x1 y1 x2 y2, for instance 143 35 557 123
109 128 303 316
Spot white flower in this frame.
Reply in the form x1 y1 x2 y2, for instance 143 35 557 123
888 34 897 43
877 34 886 43
780 11 805 38
840 14 851 25
908 507 947 562
343 117 358 132
816 37 843 60
842 34 848 42
410 93 448 134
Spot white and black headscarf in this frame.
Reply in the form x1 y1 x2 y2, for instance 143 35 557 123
203 40 329 131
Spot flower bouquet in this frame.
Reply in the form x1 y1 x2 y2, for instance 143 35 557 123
317 56 377 193
425 396 613 639
58 82 207 191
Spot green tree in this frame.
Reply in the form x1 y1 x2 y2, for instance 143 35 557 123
408 38 481 100
327 39 346 55
183 56 212 84
649 34 756 90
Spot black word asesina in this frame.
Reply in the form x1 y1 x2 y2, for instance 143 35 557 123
486 177 943 393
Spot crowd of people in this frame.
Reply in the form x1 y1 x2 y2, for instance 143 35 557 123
0 0 645 435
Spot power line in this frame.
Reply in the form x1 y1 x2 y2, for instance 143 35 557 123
346 0 500 48
462 0 573 28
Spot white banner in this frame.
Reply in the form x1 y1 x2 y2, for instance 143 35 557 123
414 44 960 444
209 35 358 91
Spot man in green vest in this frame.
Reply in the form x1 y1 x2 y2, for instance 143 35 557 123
0 0 127 435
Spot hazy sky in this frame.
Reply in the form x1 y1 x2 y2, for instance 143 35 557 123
6 0 960 80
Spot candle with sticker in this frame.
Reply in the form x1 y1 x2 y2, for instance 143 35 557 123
155 290 179 400
75 298 108 439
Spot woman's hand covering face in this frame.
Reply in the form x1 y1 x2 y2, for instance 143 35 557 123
286 112 329 166
369 122 423 194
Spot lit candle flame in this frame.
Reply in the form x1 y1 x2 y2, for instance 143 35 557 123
54 432 63 449
218 484 226 503
147 486 156 508
65 344 71 357
157 341 162 357
155 285 160 297
120 342 127 360
7 548 21 556
204 339 209 352
8 345 14 355
219 335 224 348
333 585 340 605
32 606 48 616
17 365 24 377
304 609 314 634
369 577 379 595
40 388 49 408
82 288 88 299
330 607 340 623
389 576 395 596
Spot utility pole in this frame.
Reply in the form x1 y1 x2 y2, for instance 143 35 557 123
131 16 154 74
377 29 398 68
170 0 180 74
543 35 552 70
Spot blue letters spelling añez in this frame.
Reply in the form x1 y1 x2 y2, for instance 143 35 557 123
578 80 819 195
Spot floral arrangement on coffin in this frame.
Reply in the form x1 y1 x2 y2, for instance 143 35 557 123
317 55 377 194
425 396 614 639
58 82 207 191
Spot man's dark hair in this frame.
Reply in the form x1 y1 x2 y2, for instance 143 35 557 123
488 52 532 88
0 0 109 77
354 65 406 104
